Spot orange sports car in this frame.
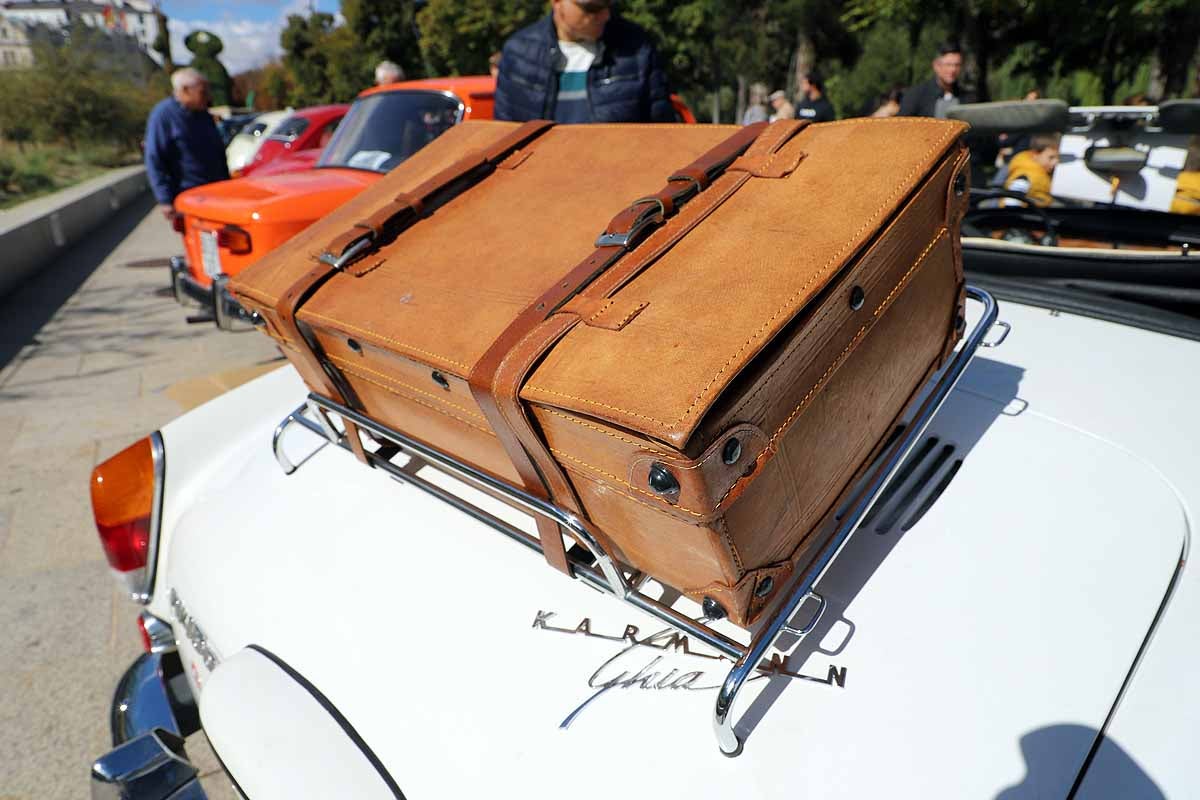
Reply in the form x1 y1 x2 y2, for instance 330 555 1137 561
169 76 693 329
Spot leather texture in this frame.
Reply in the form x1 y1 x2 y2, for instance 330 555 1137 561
232 117 968 626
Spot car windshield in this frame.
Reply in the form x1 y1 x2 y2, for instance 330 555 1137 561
318 90 462 173
269 116 310 142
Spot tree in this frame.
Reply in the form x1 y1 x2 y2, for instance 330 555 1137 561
281 13 337 105
184 30 233 106
343 0 426 79
416 0 542 76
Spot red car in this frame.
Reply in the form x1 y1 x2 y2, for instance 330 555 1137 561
236 104 348 178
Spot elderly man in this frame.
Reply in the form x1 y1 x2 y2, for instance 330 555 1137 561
494 0 674 123
900 41 974 118
375 60 405 86
144 68 228 223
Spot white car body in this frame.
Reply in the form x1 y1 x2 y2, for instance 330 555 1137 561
100 285 1199 799
225 110 292 175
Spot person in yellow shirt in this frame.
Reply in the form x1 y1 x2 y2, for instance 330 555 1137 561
1004 134 1060 206
1170 142 1200 215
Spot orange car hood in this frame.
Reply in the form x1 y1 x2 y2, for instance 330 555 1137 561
175 167 379 226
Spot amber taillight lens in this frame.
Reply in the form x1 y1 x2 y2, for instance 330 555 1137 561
90 433 164 601
217 225 252 254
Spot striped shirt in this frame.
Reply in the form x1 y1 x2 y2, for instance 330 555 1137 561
555 40 598 123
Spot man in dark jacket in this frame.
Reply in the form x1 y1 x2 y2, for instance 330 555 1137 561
494 0 675 123
144 68 228 223
794 71 836 123
899 41 974 118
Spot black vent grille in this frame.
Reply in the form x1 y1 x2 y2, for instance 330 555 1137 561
836 426 963 535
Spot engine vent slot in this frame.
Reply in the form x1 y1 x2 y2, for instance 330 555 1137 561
855 434 962 535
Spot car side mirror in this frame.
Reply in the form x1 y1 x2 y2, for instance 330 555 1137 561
1084 145 1148 173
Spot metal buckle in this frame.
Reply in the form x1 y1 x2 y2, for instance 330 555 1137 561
595 198 665 249
317 233 375 271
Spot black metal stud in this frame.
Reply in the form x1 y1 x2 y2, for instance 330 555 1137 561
347 338 363 354
431 371 450 390
849 285 865 311
722 437 742 465
702 596 727 620
754 576 774 598
648 463 680 497
954 172 967 196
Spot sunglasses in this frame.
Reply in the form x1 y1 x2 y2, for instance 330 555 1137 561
573 0 612 13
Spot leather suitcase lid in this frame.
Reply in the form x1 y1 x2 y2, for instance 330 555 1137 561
523 118 966 448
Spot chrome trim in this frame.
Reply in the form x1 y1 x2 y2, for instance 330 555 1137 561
131 431 165 604
110 651 194 745
139 611 177 654
714 285 998 755
211 274 261 332
272 286 998 755
981 319 1011 348
273 403 330 475
169 257 210 308
91 729 204 800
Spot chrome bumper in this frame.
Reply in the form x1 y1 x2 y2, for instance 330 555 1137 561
168 257 260 332
91 650 207 800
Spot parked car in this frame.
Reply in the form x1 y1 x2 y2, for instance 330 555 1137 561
237 104 348 178
215 111 260 148
92 110 1200 795
225 109 292 176
168 76 500 330
245 147 324 178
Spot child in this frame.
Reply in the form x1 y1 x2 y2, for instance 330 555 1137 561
1004 134 1060 206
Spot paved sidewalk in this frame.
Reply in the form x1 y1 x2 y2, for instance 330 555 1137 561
0 195 279 798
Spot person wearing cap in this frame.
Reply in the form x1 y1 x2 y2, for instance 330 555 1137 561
144 67 229 225
768 90 795 122
494 0 675 123
795 72 836 123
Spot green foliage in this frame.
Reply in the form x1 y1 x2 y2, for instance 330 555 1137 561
280 13 376 105
184 30 234 106
343 0 426 78
416 0 542 76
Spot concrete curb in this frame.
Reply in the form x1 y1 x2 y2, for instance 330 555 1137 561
0 165 149 300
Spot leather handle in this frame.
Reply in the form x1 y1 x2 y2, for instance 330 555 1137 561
468 120 809 575
272 120 556 463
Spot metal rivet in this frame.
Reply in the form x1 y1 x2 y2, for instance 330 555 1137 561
722 437 741 465
954 173 966 196
702 597 727 620
431 371 450 390
347 338 362 354
754 577 774 598
647 463 679 496
849 285 865 311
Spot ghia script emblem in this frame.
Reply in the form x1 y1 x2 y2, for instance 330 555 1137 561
533 611 846 728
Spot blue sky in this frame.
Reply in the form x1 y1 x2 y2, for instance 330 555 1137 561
162 0 343 75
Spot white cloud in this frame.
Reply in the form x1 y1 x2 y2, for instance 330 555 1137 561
168 0 326 76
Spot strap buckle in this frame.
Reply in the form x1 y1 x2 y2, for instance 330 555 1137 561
317 233 375 271
595 198 665 249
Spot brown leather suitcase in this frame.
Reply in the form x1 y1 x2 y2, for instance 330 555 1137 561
232 117 970 626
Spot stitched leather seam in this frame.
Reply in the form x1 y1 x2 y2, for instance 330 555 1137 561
234 285 279 306
558 461 711 526
549 447 709 518
587 299 616 322
523 126 961 431
614 301 649 328
301 311 472 370
327 355 488 421
338 369 496 436
716 515 745 577
763 228 947 453
540 408 673 455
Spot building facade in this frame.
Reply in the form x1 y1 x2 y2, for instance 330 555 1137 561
0 15 32 68
0 0 163 66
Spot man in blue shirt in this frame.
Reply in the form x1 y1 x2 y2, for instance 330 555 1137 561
144 68 228 223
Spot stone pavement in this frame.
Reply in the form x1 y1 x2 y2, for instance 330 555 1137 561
0 194 280 798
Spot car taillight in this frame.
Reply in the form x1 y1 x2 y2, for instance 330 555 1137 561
217 225 252 254
171 214 186 234
90 432 164 602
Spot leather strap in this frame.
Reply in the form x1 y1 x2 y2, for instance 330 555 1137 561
468 120 810 574
271 120 555 462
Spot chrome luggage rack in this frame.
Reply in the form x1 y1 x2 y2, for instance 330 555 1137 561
273 286 999 756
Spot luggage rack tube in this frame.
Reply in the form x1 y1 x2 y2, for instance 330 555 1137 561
272 286 998 756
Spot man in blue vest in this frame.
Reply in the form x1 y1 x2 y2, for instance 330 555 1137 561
494 0 675 124
144 68 229 224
